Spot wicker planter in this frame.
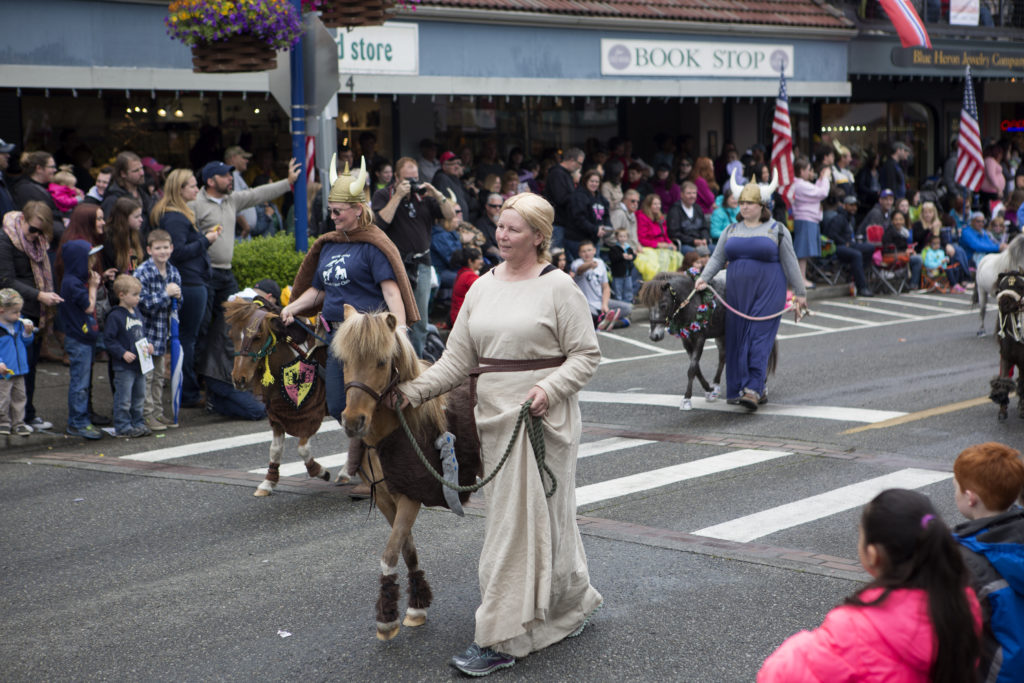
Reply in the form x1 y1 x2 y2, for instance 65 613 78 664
191 35 278 74
320 0 394 28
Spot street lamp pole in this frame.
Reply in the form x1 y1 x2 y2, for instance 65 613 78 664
290 0 309 252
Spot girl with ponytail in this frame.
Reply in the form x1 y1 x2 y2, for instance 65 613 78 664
758 488 981 682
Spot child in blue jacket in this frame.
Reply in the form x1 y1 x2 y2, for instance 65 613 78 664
0 288 35 436
103 274 153 438
58 240 102 440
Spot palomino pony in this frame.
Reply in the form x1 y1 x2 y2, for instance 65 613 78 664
973 233 1024 336
224 298 332 496
331 304 480 641
988 270 1024 421
637 271 726 410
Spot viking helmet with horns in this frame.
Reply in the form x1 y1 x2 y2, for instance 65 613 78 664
730 166 779 205
328 154 368 204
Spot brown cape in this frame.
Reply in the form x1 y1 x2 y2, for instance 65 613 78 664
291 225 420 324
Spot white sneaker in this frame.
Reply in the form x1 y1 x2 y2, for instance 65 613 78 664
28 417 53 431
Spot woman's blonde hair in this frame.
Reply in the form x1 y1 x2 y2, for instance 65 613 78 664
640 193 665 224
919 201 941 230
502 193 553 263
150 168 197 227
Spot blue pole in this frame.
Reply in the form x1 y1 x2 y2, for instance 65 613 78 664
290 0 308 252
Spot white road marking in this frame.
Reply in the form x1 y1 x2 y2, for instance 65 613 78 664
597 331 676 354
576 449 792 507
121 421 342 462
578 437 655 459
250 452 349 477
901 292 972 306
866 297 955 314
809 310 876 326
579 390 905 423
779 318 831 331
819 300 919 318
600 350 684 365
692 468 952 542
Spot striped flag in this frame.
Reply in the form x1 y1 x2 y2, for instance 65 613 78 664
879 0 932 48
955 65 984 191
771 70 795 207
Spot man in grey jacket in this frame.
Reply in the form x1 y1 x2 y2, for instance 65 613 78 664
187 157 299 400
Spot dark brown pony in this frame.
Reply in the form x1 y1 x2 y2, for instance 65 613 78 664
223 298 332 496
331 304 480 641
989 270 1024 421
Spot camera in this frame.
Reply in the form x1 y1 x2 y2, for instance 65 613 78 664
408 180 429 195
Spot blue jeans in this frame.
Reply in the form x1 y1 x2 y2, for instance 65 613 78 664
410 261 431 357
325 327 347 422
205 378 266 420
563 239 581 262
65 336 94 429
112 366 145 434
611 272 638 303
179 284 208 404
551 224 565 250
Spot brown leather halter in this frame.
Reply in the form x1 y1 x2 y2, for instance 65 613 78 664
344 365 401 405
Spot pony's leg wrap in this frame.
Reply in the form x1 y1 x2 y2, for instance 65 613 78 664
403 568 432 627
706 384 721 401
299 440 330 482
255 462 280 496
376 563 401 640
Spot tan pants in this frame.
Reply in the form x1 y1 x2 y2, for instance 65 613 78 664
143 354 167 421
0 376 27 429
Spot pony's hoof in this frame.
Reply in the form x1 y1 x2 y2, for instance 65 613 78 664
255 481 274 496
317 470 330 482
376 624 400 641
679 398 693 411
403 610 427 627
998 412 1008 422
254 488 271 497
977 328 987 337
706 385 720 402
334 471 351 485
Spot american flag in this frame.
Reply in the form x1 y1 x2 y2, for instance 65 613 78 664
771 70 795 207
879 0 932 48
955 65 983 191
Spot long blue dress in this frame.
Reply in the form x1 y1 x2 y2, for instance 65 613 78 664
700 219 804 401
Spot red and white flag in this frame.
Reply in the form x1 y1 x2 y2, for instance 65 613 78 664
771 70 795 208
879 0 932 48
955 65 984 191
305 135 316 179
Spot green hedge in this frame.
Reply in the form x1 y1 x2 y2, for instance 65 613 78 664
231 232 307 291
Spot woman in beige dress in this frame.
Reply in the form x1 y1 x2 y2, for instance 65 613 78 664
395 192 603 676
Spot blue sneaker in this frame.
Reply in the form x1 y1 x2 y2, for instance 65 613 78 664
66 424 104 440
451 643 515 677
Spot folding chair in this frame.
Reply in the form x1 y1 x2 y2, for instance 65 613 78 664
865 224 910 295
807 236 846 286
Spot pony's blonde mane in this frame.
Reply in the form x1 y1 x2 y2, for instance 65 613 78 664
223 299 277 339
332 309 447 437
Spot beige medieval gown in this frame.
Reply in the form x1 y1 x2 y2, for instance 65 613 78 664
398 267 603 657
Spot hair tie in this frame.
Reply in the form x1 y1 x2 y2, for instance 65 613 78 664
920 513 935 529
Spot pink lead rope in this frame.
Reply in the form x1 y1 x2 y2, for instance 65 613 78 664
701 282 811 323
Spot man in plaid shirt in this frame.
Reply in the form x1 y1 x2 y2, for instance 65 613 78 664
135 229 182 431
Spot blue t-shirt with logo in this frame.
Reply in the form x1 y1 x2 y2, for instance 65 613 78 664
313 241 397 321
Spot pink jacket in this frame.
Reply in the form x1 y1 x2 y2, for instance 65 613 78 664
791 175 830 223
636 210 670 248
758 587 981 683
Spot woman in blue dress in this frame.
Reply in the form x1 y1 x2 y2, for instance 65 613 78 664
695 170 806 411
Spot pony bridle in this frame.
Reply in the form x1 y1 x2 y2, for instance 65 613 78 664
344 365 401 405
996 277 1024 342
235 309 275 360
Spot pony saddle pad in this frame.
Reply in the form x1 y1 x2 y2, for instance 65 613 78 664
279 358 319 409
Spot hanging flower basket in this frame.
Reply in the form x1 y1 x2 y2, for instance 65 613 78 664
190 35 278 73
319 0 397 29
165 0 303 74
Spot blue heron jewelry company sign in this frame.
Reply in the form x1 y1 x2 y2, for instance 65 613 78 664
601 39 794 78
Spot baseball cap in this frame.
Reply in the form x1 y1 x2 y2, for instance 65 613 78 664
254 278 282 302
224 145 252 160
842 195 858 205
141 156 167 173
201 161 234 183
0 138 15 154
440 151 459 163
879 189 894 198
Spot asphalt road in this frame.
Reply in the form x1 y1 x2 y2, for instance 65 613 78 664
3 289 1018 681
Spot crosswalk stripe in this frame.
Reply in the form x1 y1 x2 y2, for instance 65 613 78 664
250 452 349 477
779 318 832 331
597 332 675 355
819 300 918 318
578 437 655 459
579 390 905 423
902 292 972 306
122 421 342 462
867 298 954 314
692 467 952 542
575 449 792 507
809 310 876 326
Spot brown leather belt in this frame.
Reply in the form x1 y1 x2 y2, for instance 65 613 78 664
468 356 566 404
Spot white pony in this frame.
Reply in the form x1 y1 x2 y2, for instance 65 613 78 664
974 233 1024 335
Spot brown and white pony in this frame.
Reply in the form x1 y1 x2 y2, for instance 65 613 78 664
331 303 480 641
223 299 332 496
989 270 1024 421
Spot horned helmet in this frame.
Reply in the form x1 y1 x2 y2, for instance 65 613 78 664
328 153 369 204
730 166 779 205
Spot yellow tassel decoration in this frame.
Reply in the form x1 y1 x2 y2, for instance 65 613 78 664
261 356 275 386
